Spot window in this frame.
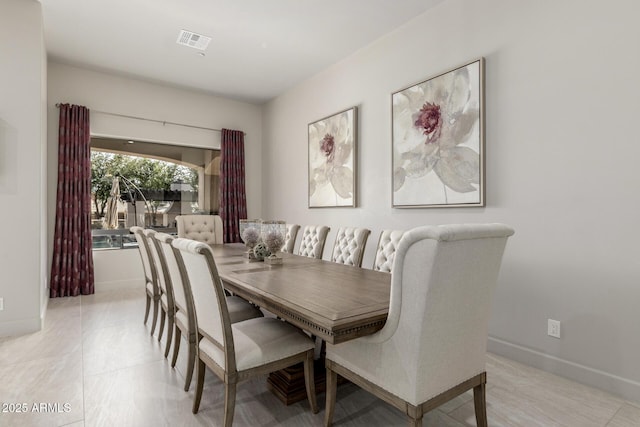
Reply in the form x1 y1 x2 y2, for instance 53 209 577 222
90 137 220 248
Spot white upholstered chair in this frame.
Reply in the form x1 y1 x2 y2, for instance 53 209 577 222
131 226 161 336
160 235 263 391
144 229 175 350
372 229 405 272
297 225 330 259
330 227 371 268
324 223 515 427
176 214 223 244
172 238 318 425
282 223 301 253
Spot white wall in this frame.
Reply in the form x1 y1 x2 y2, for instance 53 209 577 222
47 63 263 287
262 0 640 401
0 0 47 336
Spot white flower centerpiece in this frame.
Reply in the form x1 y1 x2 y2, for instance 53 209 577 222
239 219 262 261
261 220 286 265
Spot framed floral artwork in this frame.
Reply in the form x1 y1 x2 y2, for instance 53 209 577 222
392 58 485 208
308 107 357 208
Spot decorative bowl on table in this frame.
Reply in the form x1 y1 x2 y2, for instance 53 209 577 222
240 219 262 261
252 242 271 261
261 220 287 265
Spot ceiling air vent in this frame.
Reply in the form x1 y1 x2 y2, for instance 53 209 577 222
176 30 211 51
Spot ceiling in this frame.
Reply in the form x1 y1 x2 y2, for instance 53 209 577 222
39 0 444 104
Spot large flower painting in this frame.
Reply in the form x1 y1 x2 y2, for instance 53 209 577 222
392 58 484 207
308 107 357 207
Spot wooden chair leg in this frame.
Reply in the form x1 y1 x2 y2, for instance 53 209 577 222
192 358 206 414
303 350 318 413
143 294 151 324
184 337 196 391
171 327 181 367
324 365 338 427
150 299 159 336
223 381 237 427
408 416 423 427
157 307 166 341
473 382 488 427
164 315 174 358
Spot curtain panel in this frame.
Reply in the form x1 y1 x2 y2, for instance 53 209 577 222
50 104 95 297
219 129 247 243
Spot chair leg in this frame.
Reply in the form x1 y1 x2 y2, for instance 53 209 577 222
223 381 237 427
143 293 151 324
407 416 423 427
303 350 318 414
324 365 338 427
171 328 181 368
473 382 488 427
164 315 174 358
184 337 196 392
192 358 206 414
150 298 159 336
158 307 166 341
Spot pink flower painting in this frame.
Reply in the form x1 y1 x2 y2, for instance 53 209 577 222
392 59 484 207
308 107 357 207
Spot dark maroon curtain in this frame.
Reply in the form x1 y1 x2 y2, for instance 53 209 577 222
219 129 247 243
50 104 95 297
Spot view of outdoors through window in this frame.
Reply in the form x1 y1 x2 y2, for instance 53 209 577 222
90 137 220 249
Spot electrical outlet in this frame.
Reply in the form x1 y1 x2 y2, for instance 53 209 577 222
0 297 3 311
548 319 561 338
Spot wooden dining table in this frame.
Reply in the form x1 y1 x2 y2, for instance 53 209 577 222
210 243 392 345
209 243 392 404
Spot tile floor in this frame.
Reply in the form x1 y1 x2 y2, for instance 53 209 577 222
1 285 639 427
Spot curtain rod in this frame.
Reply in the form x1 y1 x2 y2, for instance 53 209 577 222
54 103 234 134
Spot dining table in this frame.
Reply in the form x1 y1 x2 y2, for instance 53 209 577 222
210 243 392 345
209 243 392 405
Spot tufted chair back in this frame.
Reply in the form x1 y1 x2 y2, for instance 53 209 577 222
176 215 223 244
282 224 301 253
330 227 371 267
296 225 330 259
372 229 405 272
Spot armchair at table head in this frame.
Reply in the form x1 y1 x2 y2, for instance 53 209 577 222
297 225 330 259
176 214 223 244
324 223 515 427
330 227 371 268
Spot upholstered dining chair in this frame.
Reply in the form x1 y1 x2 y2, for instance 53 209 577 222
176 214 224 244
144 230 178 357
372 229 405 272
324 223 515 427
282 223 301 253
131 226 161 336
172 238 318 426
330 227 371 268
157 234 263 392
297 225 330 259
143 229 175 348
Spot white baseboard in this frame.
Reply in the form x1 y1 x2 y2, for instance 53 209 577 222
94 279 141 292
0 316 41 338
488 337 640 404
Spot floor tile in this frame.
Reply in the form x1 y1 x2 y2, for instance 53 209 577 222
82 321 165 377
0 351 84 427
0 299 82 367
2 286 639 427
606 403 640 427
